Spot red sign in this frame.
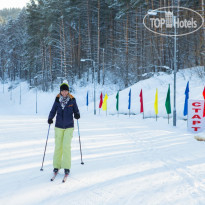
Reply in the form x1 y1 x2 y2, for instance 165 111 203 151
188 100 205 133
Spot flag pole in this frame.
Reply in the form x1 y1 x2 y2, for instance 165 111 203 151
168 114 169 124
106 100 107 116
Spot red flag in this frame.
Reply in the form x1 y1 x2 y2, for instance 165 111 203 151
99 92 103 108
139 89 144 113
203 87 205 117
203 86 205 99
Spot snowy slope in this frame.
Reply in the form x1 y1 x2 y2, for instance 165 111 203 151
1 66 205 119
1 67 205 205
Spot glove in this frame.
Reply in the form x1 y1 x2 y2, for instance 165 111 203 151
48 119 53 124
74 113 80 120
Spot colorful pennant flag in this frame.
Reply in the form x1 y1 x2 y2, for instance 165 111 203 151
102 93 108 111
183 81 189 116
99 92 103 108
116 91 119 111
128 89 131 110
139 89 144 113
86 91 89 107
154 88 158 115
165 84 171 114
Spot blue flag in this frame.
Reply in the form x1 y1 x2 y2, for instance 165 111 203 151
128 89 131 110
183 81 189 116
86 91 89 106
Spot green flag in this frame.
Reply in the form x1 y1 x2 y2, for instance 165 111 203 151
116 91 119 111
165 84 171 114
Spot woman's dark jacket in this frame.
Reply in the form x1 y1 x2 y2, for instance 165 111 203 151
48 93 80 129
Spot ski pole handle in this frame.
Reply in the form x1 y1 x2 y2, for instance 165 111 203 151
77 119 80 136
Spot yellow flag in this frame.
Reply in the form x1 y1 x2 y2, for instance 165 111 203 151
102 93 108 111
154 88 158 115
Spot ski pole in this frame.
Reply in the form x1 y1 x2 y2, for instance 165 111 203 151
77 120 84 165
40 124 51 171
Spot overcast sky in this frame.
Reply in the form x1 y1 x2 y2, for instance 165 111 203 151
0 0 30 10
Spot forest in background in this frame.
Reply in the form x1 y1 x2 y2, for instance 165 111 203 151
0 0 204 91
0 8 22 24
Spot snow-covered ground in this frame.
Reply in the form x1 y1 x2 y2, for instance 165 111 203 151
1 114 205 205
1 67 205 204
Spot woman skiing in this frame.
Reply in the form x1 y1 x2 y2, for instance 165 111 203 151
48 82 80 177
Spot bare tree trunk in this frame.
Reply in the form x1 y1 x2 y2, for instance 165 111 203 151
102 48 105 85
125 3 129 87
201 0 205 68
49 46 53 90
135 8 139 82
202 0 205 42
61 16 67 79
87 0 92 82
60 21 63 80
97 0 100 84
160 0 163 71
78 17 81 79
69 24 74 71
41 42 46 91
45 45 48 91
110 8 115 77
140 5 143 71
69 23 75 84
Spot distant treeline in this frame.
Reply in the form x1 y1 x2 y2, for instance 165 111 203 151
0 8 21 24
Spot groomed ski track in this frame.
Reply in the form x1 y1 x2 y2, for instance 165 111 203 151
0 115 205 205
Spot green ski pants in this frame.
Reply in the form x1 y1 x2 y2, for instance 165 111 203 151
53 127 74 169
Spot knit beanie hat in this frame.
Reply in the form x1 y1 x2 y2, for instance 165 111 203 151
60 83 69 91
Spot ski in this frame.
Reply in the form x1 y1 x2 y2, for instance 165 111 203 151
50 171 58 181
62 174 69 183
